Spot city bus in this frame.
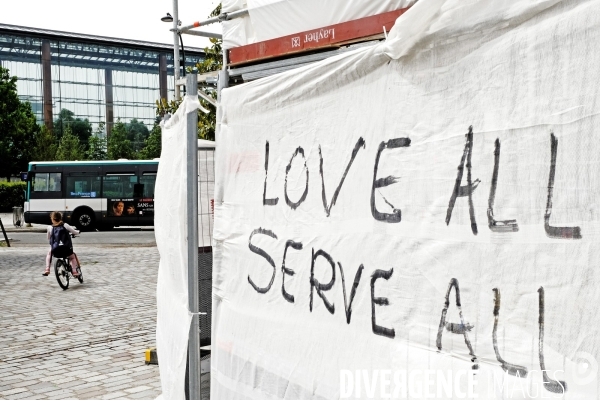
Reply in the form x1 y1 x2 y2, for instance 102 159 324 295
23 160 159 230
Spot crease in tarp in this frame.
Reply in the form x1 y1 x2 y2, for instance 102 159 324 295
383 0 564 60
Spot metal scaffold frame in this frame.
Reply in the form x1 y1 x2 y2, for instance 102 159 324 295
169 1 237 101
164 4 412 399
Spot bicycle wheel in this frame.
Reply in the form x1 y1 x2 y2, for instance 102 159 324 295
54 259 70 290
77 267 83 283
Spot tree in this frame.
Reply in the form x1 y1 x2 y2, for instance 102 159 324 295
155 5 221 141
107 119 134 159
138 124 161 159
31 125 57 161
54 108 93 149
86 122 107 160
55 125 84 161
126 119 150 152
0 66 38 180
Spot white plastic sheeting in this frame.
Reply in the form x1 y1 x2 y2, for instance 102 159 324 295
155 96 199 400
221 0 416 48
214 0 600 398
198 139 216 248
221 0 251 49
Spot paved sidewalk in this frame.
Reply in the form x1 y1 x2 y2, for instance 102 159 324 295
0 213 46 234
0 246 162 399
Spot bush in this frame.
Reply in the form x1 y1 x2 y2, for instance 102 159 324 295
0 182 26 212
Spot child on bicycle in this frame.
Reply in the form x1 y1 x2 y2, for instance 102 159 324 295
43 211 80 276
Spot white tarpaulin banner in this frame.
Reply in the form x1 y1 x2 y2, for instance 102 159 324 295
214 0 600 398
221 0 416 48
155 96 199 400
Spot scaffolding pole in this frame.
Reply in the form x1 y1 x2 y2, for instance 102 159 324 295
217 48 229 102
181 30 222 39
173 0 181 100
179 9 249 33
173 7 247 94
186 72 201 399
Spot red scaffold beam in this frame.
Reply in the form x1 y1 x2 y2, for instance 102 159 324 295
228 8 410 66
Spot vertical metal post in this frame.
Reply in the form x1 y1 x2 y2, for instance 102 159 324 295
41 40 53 134
104 69 114 138
186 73 200 399
0 218 10 247
173 0 181 100
217 48 229 103
159 54 168 103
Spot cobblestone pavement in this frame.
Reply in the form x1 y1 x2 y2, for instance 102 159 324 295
0 246 161 399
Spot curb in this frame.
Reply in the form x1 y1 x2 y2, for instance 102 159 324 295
145 348 158 365
4 228 47 233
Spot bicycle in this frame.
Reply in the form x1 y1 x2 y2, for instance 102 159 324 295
53 234 83 290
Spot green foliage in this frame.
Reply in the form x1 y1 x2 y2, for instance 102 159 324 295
126 119 150 152
55 125 85 161
209 4 221 18
107 119 134 159
31 125 57 161
196 37 222 74
197 91 217 141
53 108 93 149
191 5 222 141
0 66 39 180
138 124 161 159
0 181 26 212
86 123 108 160
156 98 182 118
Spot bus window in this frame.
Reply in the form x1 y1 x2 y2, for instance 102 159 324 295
66 176 101 198
33 173 62 192
140 174 156 198
102 174 137 198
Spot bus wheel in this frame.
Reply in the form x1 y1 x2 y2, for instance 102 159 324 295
73 210 95 231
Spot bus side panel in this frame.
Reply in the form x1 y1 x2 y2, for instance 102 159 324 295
28 198 66 224
66 198 102 220
100 198 107 225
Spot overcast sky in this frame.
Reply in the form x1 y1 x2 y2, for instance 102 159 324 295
1 0 221 49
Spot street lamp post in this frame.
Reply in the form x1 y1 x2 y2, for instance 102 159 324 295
162 11 187 98
178 33 186 78
161 4 181 100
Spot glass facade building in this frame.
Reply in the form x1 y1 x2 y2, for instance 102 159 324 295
0 23 205 136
